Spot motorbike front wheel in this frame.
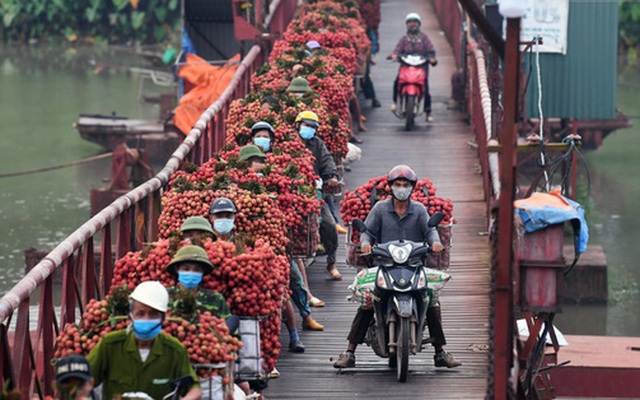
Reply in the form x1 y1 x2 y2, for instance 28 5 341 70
397 316 410 382
404 96 415 131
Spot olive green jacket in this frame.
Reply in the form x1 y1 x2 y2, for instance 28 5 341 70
87 330 199 400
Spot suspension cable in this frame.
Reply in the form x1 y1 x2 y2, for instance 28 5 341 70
0 152 113 179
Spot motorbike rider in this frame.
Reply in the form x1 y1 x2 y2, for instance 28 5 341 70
247 121 325 346
390 12 437 122
51 355 95 400
250 121 275 152
165 245 238 327
87 281 201 400
179 216 214 243
208 197 238 242
333 165 461 369
238 144 267 173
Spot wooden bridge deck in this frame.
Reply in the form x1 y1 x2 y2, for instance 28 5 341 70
265 0 491 398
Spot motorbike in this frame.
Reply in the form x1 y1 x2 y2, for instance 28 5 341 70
390 54 436 131
352 211 443 382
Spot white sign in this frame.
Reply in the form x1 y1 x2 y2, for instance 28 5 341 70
520 0 570 54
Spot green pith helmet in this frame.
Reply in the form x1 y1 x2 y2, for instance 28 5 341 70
286 77 312 93
238 144 267 162
180 216 214 234
166 245 214 277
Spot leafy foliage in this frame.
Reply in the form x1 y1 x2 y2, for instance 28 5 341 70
619 1 640 61
0 0 180 44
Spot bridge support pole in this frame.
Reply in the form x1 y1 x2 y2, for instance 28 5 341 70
494 16 521 400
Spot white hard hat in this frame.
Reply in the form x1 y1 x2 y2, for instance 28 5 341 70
405 12 422 24
129 281 169 313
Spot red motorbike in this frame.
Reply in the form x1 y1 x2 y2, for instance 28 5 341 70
391 54 434 130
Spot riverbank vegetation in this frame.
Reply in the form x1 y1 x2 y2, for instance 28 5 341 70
619 1 640 64
0 0 180 45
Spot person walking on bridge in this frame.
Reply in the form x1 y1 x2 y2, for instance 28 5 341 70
295 111 343 281
390 12 438 123
333 165 461 369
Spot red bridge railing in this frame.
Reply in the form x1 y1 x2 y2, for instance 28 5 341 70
0 22 278 397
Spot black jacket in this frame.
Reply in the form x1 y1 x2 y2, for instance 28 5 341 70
304 136 338 181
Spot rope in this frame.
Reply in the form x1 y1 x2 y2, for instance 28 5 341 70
0 152 113 179
535 41 550 192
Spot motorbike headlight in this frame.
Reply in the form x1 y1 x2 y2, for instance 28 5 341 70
388 243 411 264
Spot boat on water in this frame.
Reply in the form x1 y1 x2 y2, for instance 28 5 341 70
74 113 182 162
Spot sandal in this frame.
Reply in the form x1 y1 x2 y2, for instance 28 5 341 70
326 265 343 280
309 296 326 307
269 367 280 379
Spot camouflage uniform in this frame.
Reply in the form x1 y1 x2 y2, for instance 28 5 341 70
168 287 231 319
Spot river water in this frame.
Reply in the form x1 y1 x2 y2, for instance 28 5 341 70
0 45 163 289
1 44 639 337
554 64 640 337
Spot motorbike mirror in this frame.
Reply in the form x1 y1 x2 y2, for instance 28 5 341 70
428 212 444 228
352 219 368 233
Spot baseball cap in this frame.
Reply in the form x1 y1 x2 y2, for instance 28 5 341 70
55 355 92 383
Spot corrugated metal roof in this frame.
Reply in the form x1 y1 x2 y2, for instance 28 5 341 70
524 1 618 119
184 0 242 61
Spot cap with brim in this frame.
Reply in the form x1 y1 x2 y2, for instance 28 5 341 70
55 355 92 383
180 216 214 234
306 40 321 50
209 197 237 214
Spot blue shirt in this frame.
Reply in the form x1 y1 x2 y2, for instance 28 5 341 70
361 199 441 246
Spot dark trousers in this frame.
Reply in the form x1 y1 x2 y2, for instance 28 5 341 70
319 202 337 264
360 61 377 100
347 306 446 347
393 75 431 113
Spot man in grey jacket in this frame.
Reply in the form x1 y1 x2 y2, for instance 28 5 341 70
333 165 461 369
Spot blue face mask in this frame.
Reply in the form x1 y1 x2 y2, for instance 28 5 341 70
132 318 162 341
299 126 316 140
254 137 271 152
178 271 203 289
214 218 234 235
256 172 264 178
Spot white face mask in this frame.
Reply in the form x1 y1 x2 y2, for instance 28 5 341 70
392 186 412 201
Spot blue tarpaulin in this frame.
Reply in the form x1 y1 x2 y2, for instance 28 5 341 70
515 191 589 257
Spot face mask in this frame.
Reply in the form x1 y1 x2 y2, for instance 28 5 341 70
254 137 271 152
132 318 162 341
214 218 234 234
392 186 412 201
256 172 264 178
178 271 203 289
299 126 316 140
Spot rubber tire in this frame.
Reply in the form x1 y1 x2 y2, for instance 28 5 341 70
405 96 415 131
397 316 410 382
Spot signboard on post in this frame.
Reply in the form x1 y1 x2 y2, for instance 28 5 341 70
519 0 570 54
